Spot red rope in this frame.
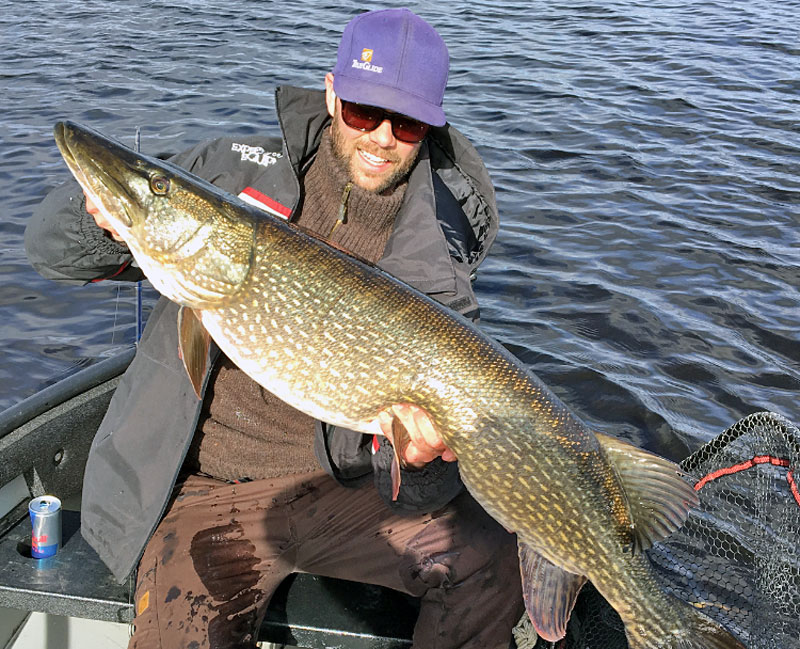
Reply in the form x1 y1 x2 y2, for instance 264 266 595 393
789 470 799 507
90 260 131 282
695 454 800 508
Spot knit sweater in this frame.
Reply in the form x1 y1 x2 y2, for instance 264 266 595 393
186 129 408 480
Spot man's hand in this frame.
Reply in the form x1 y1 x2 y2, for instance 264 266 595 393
85 193 124 242
378 404 456 469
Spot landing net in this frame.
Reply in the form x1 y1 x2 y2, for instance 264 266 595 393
515 411 800 649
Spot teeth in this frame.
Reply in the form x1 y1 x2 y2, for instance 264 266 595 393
360 150 388 164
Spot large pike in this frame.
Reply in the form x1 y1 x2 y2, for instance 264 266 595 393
54 121 745 649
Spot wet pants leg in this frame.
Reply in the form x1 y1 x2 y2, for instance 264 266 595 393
128 470 523 649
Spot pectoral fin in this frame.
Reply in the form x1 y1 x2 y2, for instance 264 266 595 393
518 540 586 642
388 416 412 501
177 306 210 400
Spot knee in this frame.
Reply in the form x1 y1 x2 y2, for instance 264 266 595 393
406 497 521 594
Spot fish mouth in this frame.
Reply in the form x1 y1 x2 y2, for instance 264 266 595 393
54 121 139 229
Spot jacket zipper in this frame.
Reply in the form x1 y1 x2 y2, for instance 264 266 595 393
330 182 352 238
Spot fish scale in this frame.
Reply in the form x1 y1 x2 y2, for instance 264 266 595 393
54 120 745 649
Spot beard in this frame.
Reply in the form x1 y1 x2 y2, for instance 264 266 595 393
329 107 420 194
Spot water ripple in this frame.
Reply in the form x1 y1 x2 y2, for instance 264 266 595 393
0 0 797 452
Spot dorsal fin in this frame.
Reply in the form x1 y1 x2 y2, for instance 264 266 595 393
596 432 698 551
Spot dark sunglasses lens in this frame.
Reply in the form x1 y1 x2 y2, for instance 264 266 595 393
392 118 429 143
341 101 382 131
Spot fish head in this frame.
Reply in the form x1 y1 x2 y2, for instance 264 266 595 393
54 120 255 308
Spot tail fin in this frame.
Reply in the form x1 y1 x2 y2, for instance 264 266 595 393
627 605 746 649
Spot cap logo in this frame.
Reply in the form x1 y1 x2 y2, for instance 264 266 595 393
351 47 383 74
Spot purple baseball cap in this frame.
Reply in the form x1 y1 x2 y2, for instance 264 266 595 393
332 8 449 127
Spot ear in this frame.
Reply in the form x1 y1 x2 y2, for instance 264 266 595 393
324 73 336 118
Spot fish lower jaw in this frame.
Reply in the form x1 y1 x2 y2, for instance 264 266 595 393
147 279 207 308
142 269 230 308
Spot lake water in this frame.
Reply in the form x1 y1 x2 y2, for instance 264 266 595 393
1 0 798 462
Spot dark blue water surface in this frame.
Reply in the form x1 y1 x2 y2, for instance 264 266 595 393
1 0 798 459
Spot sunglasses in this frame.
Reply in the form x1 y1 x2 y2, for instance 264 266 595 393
340 100 430 144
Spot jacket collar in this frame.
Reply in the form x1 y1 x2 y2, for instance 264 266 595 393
274 86 331 175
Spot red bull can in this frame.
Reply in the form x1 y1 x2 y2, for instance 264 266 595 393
29 495 61 559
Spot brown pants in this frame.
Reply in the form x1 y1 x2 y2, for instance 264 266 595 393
129 470 523 649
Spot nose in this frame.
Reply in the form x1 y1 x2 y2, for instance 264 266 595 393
369 119 396 148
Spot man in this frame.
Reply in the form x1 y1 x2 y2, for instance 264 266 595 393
26 8 523 649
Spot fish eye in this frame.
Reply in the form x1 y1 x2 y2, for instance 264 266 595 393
150 175 170 195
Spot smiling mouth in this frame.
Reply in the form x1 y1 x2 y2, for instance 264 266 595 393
358 148 394 169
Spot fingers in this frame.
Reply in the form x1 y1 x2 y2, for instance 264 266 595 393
440 447 457 462
377 410 394 437
392 404 445 454
86 193 125 242
379 404 456 467
85 194 99 215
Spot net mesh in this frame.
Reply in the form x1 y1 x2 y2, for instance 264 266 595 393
518 411 800 649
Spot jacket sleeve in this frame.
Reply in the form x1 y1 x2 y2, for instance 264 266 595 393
314 422 463 512
24 179 143 284
371 436 463 513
